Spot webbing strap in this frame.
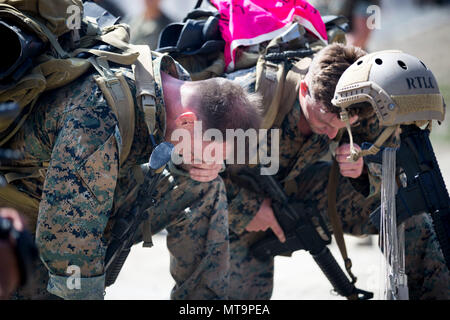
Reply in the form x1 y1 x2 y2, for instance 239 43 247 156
257 60 286 130
356 126 398 160
257 54 312 130
72 28 140 65
89 57 136 167
89 56 114 79
274 57 311 127
327 159 358 285
132 45 159 248
132 45 157 135
24 13 70 59
72 48 139 65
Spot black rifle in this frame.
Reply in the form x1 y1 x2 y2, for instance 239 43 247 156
363 125 450 269
104 141 174 287
238 167 373 300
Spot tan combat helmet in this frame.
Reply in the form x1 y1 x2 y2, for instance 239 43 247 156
331 50 446 161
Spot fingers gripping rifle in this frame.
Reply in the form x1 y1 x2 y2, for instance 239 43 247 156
239 167 373 300
363 125 450 269
104 142 174 287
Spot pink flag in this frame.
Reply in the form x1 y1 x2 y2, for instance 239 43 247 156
210 0 328 71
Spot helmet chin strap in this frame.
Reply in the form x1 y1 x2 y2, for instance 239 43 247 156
339 110 359 161
340 109 399 162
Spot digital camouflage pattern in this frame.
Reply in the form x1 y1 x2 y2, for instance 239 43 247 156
6 71 126 300
223 66 450 300
12 168 231 300
2 52 230 300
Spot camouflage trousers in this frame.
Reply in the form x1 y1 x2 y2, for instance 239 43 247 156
228 161 450 300
12 172 230 300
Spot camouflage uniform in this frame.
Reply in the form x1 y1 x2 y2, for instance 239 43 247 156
223 69 450 300
2 53 230 300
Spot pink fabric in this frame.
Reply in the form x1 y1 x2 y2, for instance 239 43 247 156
211 0 328 71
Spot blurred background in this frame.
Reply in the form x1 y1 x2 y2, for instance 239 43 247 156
103 0 450 300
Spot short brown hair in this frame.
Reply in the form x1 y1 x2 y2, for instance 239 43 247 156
306 43 367 115
192 77 263 134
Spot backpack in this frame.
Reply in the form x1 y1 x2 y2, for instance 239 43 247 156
0 1 142 158
0 1 157 221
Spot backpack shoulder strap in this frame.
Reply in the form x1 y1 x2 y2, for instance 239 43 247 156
89 56 135 167
274 56 312 127
257 54 313 129
255 23 318 130
132 45 157 136
130 44 158 248
327 158 358 285
256 58 286 129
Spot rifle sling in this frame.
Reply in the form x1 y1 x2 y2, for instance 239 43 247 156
327 158 358 286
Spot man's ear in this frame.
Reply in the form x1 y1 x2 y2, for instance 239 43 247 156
300 80 309 98
175 112 198 128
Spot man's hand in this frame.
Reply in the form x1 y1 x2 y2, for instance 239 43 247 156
245 198 286 243
0 208 24 300
184 162 223 182
336 143 364 178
